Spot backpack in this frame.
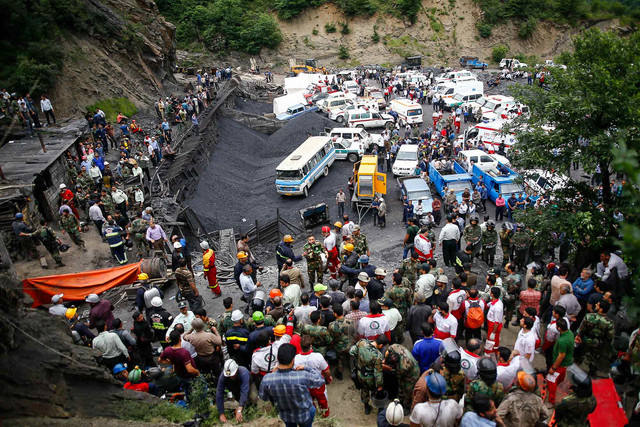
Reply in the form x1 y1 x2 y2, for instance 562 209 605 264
466 299 484 329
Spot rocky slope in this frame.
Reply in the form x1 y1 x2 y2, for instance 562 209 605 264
213 0 621 69
50 0 177 118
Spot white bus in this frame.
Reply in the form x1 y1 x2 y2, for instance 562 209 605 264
388 98 423 125
275 136 336 197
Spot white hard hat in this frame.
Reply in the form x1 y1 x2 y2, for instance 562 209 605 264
150 296 163 307
357 272 370 282
51 293 64 303
104 161 109 166
200 241 210 250
173 242 182 249
223 359 239 377
385 399 404 426
59 183 66 189
85 294 99 304
231 309 244 322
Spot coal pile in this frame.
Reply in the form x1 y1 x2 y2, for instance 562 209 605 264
188 109 353 232
233 96 273 116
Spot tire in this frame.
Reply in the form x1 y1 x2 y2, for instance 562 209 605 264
347 153 359 163
303 187 308 197
323 166 329 177
357 124 365 129
336 116 344 124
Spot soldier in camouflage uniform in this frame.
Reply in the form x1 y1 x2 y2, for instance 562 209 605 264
218 297 235 336
60 209 85 250
463 214 482 258
302 235 327 285
481 220 499 266
100 189 115 217
511 223 531 271
554 367 597 427
499 224 512 266
384 275 412 341
34 219 65 267
301 310 332 357
352 225 370 257
397 250 420 289
349 336 386 414
383 344 420 409
130 211 149 260
328 305 355 380
503 263 521 328
466 358 504 411
67 163 79 185
576 301 614 376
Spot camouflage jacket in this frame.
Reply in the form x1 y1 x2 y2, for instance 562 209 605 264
466 380 504 411
578 313 614 347
353 233 369 255
60 214 80 231
384 285 413 313
444 368 466 402
482 228 499 247
555 393 597 427
349 339 383 386
386 344 420 380
398 258 419 285
301 324 332 356
328 317 354 354
302 242 325 265
463 224 482 244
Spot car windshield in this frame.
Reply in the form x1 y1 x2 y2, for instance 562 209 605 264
357 129 370 138
475 98 487 107
408 189 432 200
453 94 464 101
408 108 422 116
500 183 523 194
276 170 302 180
396 151 418 161
447 181 471 192
371 92 383 99
484 101 498 110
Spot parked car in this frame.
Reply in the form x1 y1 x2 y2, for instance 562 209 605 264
398 176 434 213
275 103 318 121
499 58 528 69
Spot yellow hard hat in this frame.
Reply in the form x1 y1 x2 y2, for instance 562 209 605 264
283 235 294 243
344 243 354 252
138 273 149 281
334 221 343 228
237 251 248 259
65 307 77 320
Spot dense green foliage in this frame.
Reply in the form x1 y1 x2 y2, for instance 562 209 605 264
491 45 509 63
474 0 640 38
156 0 282 54
86 97 138 123
509 30 639 304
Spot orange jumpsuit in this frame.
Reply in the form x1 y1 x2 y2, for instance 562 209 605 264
203 249 220 295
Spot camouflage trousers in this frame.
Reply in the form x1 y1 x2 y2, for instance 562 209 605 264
66 229 85 248
582 344 611 375
134 235 147 259
398 373 420 410
44 243 63 266
359 375 377 404
307 263 323 285
482 245 496 266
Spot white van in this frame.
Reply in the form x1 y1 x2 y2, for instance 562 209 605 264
388 98 423 125
392 144 420 176
435 70 475 84
327 127 384 149
343 81 360 94
463 119 517 153
346 109 394 129
443 83 484 111
328 100 378 123
457 150 500 172
319 96 350 113
435 79 483 100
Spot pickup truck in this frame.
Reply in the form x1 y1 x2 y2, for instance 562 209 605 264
499 58 528 69
276 103 319 121
397 176 434 213
460 56 488 69
471 163 523 202
428 160 473 203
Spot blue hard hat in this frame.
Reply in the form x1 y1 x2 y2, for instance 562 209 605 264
426 372 447 396
15 212 23 219
112 363 127 375
358 255 369 263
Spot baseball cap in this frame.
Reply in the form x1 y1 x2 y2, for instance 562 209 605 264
353 224 361 231
314 283 328 292
231 309 244 322
274 325 287 337
178 300 188 309
51 294 64 303
379 298 393 308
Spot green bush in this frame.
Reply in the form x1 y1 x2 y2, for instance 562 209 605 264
371 25 380 43
275 0 324 20
335 0 378 16
492 44 509 64
118 401 194 423
518 18 537 39
312 28 319 35
338 45 351 60
325 22 337 33
476 22 493 38
339 22 351 34
86 98 138 123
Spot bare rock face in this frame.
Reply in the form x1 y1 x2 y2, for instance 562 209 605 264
0 274 159 419
50 0 177 117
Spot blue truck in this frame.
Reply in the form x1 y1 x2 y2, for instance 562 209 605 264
471 163 524 202
428 160 474 203
459 56 488 70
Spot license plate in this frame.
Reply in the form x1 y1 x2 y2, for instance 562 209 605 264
285 193 292 196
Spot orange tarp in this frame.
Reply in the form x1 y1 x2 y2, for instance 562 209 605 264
23 262 141 307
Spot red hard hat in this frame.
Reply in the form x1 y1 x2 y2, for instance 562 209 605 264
322 226 330 233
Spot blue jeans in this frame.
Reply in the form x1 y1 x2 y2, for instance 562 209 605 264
284 406 316 427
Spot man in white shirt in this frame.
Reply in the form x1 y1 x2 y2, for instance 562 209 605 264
92 319 129 369
40 95 56 125
496 347 520 390
430 302 458 340
322 225 339 280
281 275 301 307
294 335 332 417
294 293 317 325
357 301 390 341
415 262 436 300
88 201 106 233
49 294 67 316
166 300 196 340
239 264 261 310
380 298 401 338
596 251 629 281
485 287 504 356
512 317 536 362
459 338 483 382
439 215 461 267
410 372 463 427
414 229 432 261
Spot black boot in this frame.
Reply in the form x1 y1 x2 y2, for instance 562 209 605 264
364 403 372 415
